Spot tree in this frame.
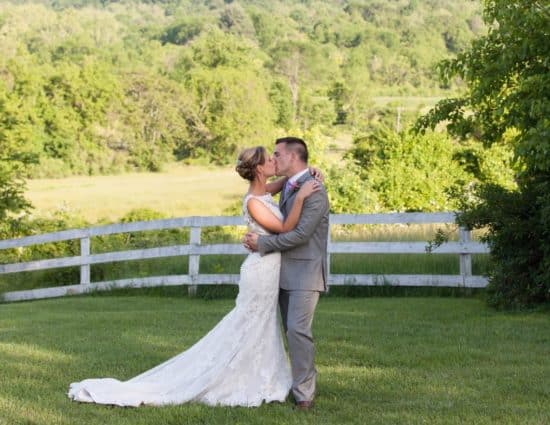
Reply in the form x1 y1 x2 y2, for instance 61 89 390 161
0 0 488 174
181 30 277 163
184 66 276 163
160 18 203 46
416 0 550 308
218 2 256 39
0 79 37 221
350 128 470 212
269 40 339 126
122 73 191 171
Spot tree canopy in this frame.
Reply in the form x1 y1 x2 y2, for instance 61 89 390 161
0 0 483 176
416 0 549 308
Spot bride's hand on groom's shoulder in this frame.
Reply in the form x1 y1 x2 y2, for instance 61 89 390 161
296 180 320 201
309 166 324 183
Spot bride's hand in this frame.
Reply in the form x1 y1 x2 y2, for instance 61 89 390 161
309 166 325 183
242 232 259 251
296 180 320 200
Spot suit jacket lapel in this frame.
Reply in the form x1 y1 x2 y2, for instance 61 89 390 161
280 174 311 213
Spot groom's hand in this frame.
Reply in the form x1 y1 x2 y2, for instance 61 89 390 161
243 232 259 252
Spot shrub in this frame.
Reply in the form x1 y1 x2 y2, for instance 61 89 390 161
458 181 550 308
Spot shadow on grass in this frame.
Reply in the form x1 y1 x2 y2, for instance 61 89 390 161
1 297 548 425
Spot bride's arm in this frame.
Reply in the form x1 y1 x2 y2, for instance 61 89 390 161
265 167 324 195
265 177 287 195
247 180 320 233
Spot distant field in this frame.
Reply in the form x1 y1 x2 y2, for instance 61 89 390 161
371 96 443 111
26 164 246 223
23 97 443 223
24 148 349 222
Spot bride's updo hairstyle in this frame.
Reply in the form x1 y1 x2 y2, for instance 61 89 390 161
236 146 266 181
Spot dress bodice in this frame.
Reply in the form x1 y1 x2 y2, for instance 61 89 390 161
242 193 283 235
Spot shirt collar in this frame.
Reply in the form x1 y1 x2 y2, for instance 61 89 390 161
288 168 309 185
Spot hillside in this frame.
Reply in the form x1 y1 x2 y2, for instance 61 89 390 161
0 0 484 176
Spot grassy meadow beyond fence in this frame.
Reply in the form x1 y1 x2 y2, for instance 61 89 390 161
25 164 246 222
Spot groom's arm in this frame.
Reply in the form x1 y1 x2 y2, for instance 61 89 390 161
257 188 328 255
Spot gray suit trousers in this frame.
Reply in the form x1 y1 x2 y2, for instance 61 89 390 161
279 288 320 402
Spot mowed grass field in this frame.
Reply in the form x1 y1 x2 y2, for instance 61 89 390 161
0 296 548 425
5 142 547 424
25 164 247 222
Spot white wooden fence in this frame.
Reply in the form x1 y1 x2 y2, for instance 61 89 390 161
0 213 489 302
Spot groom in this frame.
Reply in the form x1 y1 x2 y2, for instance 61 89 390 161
245 136 330 410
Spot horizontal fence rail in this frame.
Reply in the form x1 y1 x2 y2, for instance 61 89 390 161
0 213 489 302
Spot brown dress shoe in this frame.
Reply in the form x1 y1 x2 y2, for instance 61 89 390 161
296 400 314 410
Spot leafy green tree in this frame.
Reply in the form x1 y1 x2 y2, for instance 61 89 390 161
324 161 370 214
184 66 276 163
328 81 349 124
218 2 256 39
249 11 288 50
453 137 517 191
269 80 294 129
416 0 550 308
351 128 470 212
122 73 191 171
0 0 487 175
179 30 276 162
160 18 204 46
269 39 339 126
269 40 309 122
0 79 37 220
188 28 261 69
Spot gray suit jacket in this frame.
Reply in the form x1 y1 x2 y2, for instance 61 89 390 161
257 173 330 292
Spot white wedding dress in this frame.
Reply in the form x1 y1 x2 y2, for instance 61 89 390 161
68 194 292 407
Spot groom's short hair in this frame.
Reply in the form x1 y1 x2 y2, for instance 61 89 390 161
276 137 308 164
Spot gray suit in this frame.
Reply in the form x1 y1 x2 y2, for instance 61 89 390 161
257 172 329 402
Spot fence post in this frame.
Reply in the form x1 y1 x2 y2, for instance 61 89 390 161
188 226 201 296
459 226 472 286
80 236 90 285
327 217 332 289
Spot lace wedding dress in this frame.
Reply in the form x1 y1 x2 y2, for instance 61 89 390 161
68 194 291 407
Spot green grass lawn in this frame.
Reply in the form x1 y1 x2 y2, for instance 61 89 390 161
0 296 548 425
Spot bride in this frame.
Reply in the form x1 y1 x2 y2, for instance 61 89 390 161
68 146 321 407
